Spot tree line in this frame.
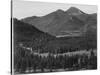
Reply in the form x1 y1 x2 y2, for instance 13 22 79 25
14 47 97 73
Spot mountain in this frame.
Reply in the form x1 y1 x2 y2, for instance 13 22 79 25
21 7 96 36
65 7 89 22
14 18 42 42
13 18 55 49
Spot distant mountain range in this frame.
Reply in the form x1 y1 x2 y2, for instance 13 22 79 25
21 7 97 37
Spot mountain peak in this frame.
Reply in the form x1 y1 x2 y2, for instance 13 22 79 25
56 9 64 12
68 7 79 10
66 7 84 15
55 9 65 15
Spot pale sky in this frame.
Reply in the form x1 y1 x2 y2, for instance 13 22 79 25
13 0 97 19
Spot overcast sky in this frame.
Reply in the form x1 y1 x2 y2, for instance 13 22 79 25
13 0 97 19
